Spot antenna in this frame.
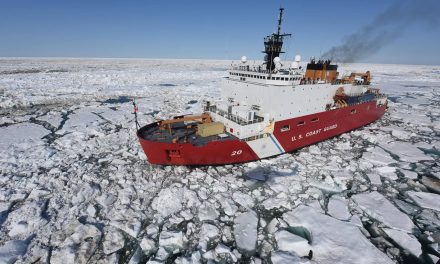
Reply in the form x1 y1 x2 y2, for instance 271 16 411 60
277 8 284 36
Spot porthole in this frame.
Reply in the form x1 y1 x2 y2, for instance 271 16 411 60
281 125 290 132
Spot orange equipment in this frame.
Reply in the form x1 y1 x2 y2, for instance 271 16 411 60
342 71 371 85
158 113 213 133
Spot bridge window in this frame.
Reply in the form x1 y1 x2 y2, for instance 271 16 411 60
276 77 280 80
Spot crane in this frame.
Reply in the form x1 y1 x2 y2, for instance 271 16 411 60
158 113 212 134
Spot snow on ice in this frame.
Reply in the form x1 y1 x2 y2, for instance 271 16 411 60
327 196 351 221
283 205 394 264
274 229 311 256
0 59 439 263
233 210 258 254
383 228 422 257
407 191 440 212
352 191 415 233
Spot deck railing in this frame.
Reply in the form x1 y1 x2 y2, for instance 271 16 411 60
205 105 264 126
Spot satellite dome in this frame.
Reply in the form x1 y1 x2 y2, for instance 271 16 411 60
241 56 247 63
294 55 301 62
290 61 299 69
273 57 281 64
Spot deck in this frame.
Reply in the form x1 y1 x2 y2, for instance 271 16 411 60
137 121 237 146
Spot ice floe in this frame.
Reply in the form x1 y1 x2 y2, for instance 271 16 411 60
0 123 48 149
0 238 31 264
275 230 311 256
327 196 351 221
352 191 415 233
380 141 434 163
233 210 258 254
407 191 440 212
282 205 393 264
383 228 422 257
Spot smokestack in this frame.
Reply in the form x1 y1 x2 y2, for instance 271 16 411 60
322 0 440 63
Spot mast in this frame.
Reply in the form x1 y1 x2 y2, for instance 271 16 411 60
277 7 283 36
263 8 291 72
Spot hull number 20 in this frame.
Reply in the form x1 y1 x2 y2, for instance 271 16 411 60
231 150 242 156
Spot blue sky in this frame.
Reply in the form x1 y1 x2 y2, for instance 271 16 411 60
0 0 439 65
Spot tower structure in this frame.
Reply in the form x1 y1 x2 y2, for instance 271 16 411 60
263 8 291 71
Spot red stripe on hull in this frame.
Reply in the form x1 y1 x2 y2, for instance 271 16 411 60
273 101 386 152
138 101 386 165
138 137 259 165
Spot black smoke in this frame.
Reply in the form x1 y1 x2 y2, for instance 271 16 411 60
321 0 440 63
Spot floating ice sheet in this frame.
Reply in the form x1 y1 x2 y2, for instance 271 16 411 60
380 141 434 163
407 191 440 212
282 205 393 264
383 228 422 257
352 191 415 233
233 210 258 254
0 123 48 149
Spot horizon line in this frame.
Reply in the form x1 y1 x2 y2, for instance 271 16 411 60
0 56 438 67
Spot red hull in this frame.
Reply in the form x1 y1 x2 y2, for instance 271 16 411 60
138 138 259 165
138 101 386 165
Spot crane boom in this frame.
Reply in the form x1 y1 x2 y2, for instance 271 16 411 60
158 113 212 131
